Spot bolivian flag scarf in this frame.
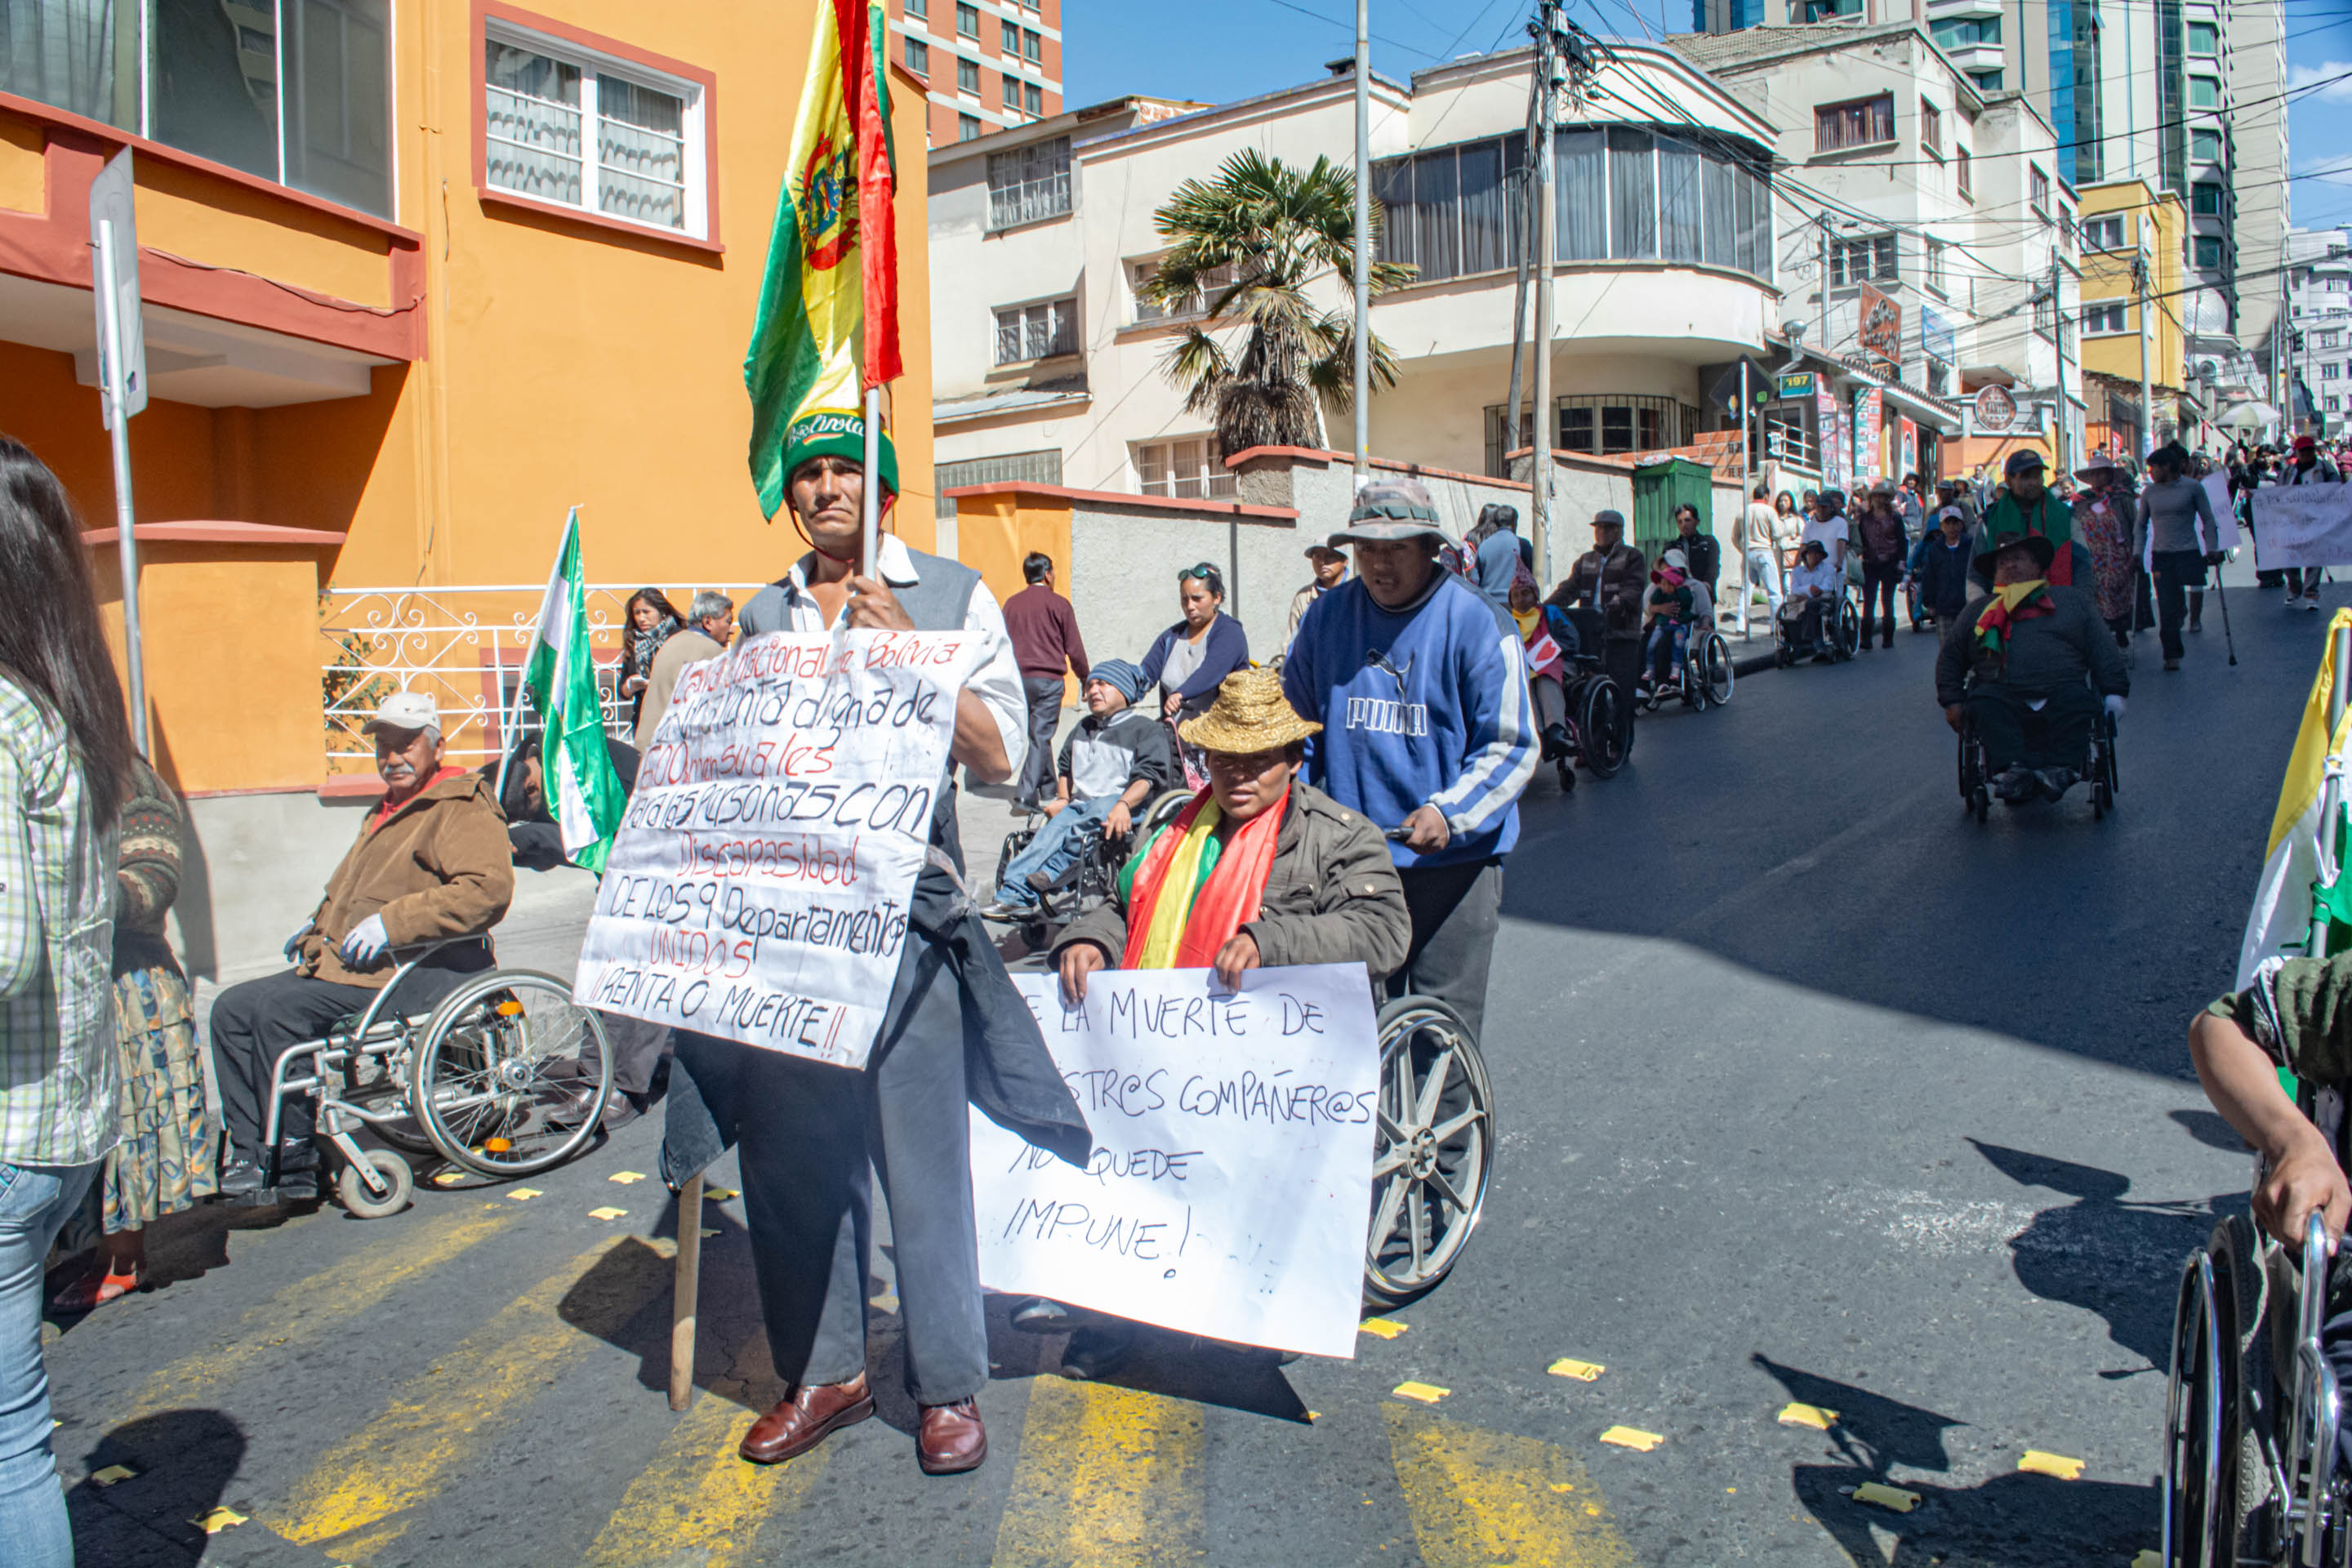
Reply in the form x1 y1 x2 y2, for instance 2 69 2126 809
1120 786 1288 970
1975 580 2052 677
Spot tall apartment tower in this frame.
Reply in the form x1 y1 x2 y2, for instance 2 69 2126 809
1683 0 2287 350
881 0 1063 146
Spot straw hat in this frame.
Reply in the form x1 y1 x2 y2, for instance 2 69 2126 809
1177 668 1322 754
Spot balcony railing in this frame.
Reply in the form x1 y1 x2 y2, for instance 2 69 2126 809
318 583 766 774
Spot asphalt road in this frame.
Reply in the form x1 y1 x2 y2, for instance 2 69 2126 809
47 572 2336 1567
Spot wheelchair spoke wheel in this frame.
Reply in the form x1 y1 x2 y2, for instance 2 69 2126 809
414 970 612 1178
1365 997 1493 1310
1703 634 1735 706
2164 1248 2238 1568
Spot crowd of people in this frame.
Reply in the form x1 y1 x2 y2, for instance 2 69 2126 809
6 396 2352 1553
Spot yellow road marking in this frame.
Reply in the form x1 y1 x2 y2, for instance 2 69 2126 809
580 1331 824 1568
2018 1449 2084 1480
115 1206 511 1426
271 1234 670 1551
1387 1406 1642 1567
1597 1427 1662 1453
990 1379 1205 1567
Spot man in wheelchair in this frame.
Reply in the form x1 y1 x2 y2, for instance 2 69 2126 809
1036 670 1411 1376
1934 532 2127 804
209 693 514 1203
983 660 1174 921
2192 952 2352 1472
1780 539 1841 660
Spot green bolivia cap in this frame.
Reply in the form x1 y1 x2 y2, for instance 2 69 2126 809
782 408 899 498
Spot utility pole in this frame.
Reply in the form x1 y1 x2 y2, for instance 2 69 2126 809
2136 212 2155 461
2050 256 2072 475
1529 0 1562 584
1352 0 1370 483
1503 46 1540 457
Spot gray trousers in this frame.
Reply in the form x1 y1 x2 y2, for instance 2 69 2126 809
1390 858 1503 1042
1018 675 1064 804
675 936 984 1403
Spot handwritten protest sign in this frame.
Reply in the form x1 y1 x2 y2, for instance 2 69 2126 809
970 965 1380 1359
573 630 977 1070
2253 485 2352 571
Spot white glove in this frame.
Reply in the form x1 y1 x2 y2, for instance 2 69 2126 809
338 914 391 969
283 921 314 962
2104 693 2127 722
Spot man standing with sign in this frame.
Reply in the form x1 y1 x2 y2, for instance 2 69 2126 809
661 410 1089 1477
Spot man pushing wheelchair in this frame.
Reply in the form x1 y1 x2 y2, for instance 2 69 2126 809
1935 529 2127 805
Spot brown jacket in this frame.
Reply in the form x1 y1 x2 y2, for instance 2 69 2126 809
297 769 514 989
1054 782 1411 982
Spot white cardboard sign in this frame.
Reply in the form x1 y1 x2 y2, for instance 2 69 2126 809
970 964 1381 1361
572 630 977 1070
2252 486 2352 571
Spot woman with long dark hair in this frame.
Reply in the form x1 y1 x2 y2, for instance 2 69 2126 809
619 588 684 727
0 434 133 1565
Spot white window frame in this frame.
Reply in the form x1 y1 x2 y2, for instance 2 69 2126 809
1129 258 1235 325
2324 362 2344 381
2082 215 2126 251
483 19 708 241
1829 233 1898 287
986 136 1071 230
2188 74 2221 110
1926 237 1948 296
1133 435 1237 500
2081 301 2127 335
994 296 1078 366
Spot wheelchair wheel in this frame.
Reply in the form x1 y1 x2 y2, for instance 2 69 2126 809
1700 632 1735 706
2164 1219 2280 1568
1578 678 1626 779
336 1147 413 1219
991 825 1036 906
1365 996 1493 1311
1834 596 1862 659
413 970 613 1178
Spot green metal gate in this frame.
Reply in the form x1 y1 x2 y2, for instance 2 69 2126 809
1631 457 1713 560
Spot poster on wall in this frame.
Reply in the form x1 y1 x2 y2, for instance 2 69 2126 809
1853 388 1882 483
1900 417 1918 482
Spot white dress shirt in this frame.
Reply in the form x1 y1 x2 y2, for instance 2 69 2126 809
766 534 1028 781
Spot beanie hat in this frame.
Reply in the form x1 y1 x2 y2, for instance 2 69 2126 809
1088 659 1149 703
782 408 899 499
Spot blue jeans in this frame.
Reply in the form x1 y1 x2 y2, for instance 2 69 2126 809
995 795 1115 910
0 1159 100 1567
1643 621 1690 685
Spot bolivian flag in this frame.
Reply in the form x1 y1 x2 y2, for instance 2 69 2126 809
745 0 901 520
2238 608 2352 992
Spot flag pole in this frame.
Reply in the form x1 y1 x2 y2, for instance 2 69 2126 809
862 385 882 577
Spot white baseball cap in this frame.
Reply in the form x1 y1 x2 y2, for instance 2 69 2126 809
362 691 441 735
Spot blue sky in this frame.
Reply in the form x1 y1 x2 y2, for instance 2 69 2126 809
1063 0 2352 231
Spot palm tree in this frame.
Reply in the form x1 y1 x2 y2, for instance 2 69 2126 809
1143 149 1414 457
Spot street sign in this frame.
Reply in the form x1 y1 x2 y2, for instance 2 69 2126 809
87 148 145 428
1921 305 1956 368
1776 371 1815 401
1973 384 2017 432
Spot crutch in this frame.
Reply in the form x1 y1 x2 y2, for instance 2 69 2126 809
2214 568 2238 666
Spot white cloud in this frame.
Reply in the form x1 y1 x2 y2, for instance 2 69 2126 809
2297 155 2352 189
2290 61 2352 102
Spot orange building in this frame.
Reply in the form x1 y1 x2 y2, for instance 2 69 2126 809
879 0 1062 145
0 1 933 974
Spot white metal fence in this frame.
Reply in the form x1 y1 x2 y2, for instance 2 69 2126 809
318 583 766 774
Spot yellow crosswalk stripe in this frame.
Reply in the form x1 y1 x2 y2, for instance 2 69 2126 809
114 1205 512 1427
578 1330 827 1568
1386 1406 1642 1567
990 1379 1205 1567
271 1233 673 1553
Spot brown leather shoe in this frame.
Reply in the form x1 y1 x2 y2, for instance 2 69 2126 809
916 1398 987 1475
739 1375 874 1464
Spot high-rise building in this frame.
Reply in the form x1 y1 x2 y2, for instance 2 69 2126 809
882 0 1063 146
1682 0 2287 357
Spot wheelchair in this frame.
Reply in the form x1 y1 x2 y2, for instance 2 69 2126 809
261 939 613 1217
2163 1201 2347 1565
1772 588 1862 666
1364 993 1494 1308
1954 700 2119 823
1637 620 1735 715
1540 605 1628 795
987 788 1187 950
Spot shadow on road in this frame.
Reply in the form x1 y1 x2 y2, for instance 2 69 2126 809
1967 1138 2233 1372
1754 1356 2153 1565
65 1409 246 1566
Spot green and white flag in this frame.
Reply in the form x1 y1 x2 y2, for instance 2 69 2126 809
522 507 627 875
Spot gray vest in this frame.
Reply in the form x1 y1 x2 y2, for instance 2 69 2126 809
738 548 984 928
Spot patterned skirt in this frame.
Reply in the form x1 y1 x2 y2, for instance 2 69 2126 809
60 959 219 1249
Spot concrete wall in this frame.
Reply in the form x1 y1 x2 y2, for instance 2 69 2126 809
1066 497 1303 670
